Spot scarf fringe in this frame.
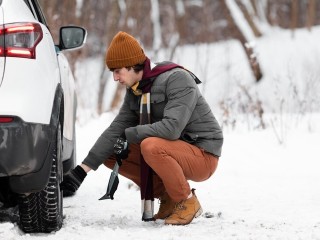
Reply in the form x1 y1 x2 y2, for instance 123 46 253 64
141 199 154 221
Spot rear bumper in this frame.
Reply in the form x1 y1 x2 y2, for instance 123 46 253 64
0 117 55 193
0 85 62 194
0 117 51 176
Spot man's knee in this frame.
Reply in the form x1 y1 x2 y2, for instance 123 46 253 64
141 137 167 157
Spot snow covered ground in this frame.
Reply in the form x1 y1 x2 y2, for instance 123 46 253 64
1 112 320 240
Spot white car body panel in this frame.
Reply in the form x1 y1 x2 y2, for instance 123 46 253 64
1 0 35 22
57 52 75 140
0 24 59 125
0 0 77 141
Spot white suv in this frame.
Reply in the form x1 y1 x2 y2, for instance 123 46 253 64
0 0 86 233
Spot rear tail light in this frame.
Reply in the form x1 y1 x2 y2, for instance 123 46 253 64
0 117 14 123
0 22 43 59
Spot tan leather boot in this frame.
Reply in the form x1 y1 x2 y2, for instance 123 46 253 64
165 189 203 225
154 192 176 220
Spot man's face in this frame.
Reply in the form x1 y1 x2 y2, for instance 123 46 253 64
112 67 142 88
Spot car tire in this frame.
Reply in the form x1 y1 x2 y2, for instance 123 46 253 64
18 123 63 233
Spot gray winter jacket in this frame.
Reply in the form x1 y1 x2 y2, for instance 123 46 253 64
83 68 223 170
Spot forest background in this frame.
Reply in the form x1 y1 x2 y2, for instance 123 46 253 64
38 0 320 130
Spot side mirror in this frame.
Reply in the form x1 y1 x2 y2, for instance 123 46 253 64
59 26 87 51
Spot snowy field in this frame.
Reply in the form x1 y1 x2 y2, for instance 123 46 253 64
1 112 320 240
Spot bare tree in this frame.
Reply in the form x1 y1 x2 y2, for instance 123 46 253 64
306 0 316 31
291 0 299 37
150 0 162 54
97 0 123 113
235 0 262 37
252 0 269 25
221 0 263 82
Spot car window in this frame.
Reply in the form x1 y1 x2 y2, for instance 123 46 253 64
23 0 47 26
31 0 47 25
23 0 33 14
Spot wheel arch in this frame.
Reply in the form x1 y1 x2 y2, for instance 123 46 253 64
9 84 65 193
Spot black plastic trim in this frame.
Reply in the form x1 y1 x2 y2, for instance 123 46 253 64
0 84 63 193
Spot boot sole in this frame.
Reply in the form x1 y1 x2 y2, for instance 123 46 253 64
194 206 203 218
154 212 172 220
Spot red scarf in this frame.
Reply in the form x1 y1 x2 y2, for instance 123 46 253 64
136 58 181 93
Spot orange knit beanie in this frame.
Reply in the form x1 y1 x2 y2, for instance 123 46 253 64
105 31 147 69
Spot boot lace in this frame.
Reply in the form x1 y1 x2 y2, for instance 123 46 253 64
172 201 186 214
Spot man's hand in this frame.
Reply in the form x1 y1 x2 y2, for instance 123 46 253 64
60 165 87 196
114 136 129 160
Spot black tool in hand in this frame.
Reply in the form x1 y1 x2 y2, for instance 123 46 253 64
99 137 128 200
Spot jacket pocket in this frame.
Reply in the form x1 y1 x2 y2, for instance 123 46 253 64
150 93 166 120
151 93 166 104
180 132 199 143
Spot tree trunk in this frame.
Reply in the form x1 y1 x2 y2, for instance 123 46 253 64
235 0 262 37
102 0 132 113
249 0 258 17
291 0 299 38
150 0 162 52
306 0 316 31
221 0 263 82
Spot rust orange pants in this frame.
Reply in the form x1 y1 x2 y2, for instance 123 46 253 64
104 137 218 202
